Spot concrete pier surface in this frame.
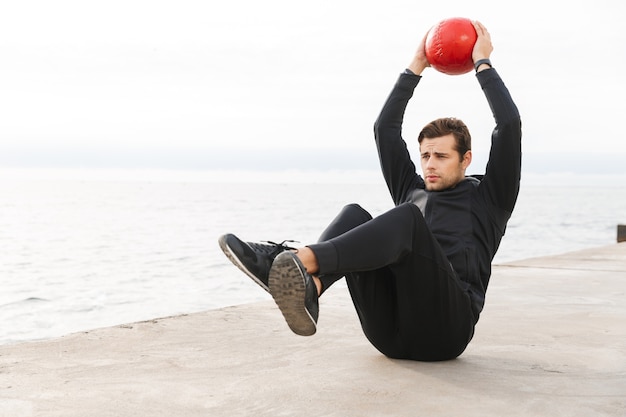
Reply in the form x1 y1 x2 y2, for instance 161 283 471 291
1 243 625 417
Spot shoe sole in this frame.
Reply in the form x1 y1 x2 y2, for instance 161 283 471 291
218 235 270 293
269 252 317 336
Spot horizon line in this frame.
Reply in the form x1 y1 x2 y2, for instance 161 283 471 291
2 166 626 187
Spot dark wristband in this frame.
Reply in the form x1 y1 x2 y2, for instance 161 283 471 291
474 59 492 72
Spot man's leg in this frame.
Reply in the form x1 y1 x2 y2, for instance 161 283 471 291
314 203 373 294
304 203 475 361
266 204 372 336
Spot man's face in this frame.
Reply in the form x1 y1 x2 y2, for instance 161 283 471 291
419 134 472 191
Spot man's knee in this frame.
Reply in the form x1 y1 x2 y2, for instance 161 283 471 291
342 203 372 222
318 203 372 242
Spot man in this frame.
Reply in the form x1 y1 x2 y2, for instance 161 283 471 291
219 21 521 361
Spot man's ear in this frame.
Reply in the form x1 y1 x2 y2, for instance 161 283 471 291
462 150 472 169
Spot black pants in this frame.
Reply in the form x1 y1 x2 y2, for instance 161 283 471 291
308 203 475 361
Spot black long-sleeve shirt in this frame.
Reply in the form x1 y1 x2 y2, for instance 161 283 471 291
373 68 522 320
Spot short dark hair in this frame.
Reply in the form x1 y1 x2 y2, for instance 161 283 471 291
418 117 471 160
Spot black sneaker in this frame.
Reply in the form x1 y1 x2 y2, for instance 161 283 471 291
218 233 296 293
269 251 319 336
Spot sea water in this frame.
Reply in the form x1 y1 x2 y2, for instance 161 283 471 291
1 169 624 345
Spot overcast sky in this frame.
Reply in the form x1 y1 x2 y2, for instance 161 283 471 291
1 0 625 176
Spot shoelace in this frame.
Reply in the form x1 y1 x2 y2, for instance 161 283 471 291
262 240 298 258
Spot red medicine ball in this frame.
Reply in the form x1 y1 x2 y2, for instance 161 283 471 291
425 17 477 75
